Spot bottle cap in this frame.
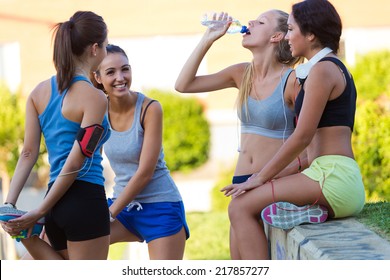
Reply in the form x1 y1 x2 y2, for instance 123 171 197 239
240 26 248 34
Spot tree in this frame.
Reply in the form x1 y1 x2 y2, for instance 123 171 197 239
350 50 390 201
351 50 390 100
0 85 26 192
146 89 211 172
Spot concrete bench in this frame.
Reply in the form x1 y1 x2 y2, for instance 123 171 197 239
265 217 390 260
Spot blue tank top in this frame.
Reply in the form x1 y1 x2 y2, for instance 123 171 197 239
38 75 110 186
239 68 295 139
104 92 182 203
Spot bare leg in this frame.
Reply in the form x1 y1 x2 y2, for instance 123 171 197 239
67 235 109 260
147 227 186 260
229 226 241 260
109 220 142 244
229 201 269 259
23 221 125 260
21 235 65 260
228 173 331 259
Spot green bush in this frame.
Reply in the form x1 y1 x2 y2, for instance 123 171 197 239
184 212 230 260
0 85 26 176
353 100 390 201
146 89 210 172
211 165 235 212
351 50 390 100
350 50 390 201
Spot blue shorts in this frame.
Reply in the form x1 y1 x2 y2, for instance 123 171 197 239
108 199 190 243
232 174 252 184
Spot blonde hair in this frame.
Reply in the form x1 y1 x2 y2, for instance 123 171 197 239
236 10 299 120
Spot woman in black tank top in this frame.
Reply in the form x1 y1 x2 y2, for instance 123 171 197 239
222 0 365 260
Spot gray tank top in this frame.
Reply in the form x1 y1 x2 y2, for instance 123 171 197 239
239 68 295 139
104 92 182 203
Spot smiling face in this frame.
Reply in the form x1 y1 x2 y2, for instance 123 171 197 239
285 13 308 58
95 52 132 97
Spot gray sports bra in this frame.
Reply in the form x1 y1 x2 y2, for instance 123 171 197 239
239 68 295 139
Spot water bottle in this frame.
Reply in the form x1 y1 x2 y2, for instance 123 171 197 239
201 13 248 34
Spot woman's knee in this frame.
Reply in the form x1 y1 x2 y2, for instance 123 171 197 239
228 198 247 222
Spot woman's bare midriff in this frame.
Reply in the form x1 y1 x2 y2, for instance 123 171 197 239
235 134 285 176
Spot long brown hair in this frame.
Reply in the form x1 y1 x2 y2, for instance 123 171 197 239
52 11 107 93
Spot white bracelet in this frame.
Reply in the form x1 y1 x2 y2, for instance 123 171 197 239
4 202 16 209
109 211 115 222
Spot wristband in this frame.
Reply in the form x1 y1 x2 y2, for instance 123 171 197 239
4 202 16 209
109 211 115 223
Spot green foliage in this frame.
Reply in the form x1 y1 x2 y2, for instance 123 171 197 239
0 85 48 182
0 85 26 176
349 50 390 201
146 89 210 172
211 165 235 212
351 50 390 100
184 212 230 260
353 100 390 201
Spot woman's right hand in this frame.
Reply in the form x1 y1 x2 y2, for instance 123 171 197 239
203 12 232 41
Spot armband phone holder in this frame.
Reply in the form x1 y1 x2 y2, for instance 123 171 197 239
76 124 104 157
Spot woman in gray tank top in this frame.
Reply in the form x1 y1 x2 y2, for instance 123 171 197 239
93 44 189 260
222 1 364 259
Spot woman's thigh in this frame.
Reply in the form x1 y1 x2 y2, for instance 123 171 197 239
147 227 186 260
109 220 142 244
67 235 109 260
229 173 333 217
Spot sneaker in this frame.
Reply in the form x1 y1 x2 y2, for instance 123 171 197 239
13 222 45 241
0 205 27 222
0 205 45 241
261 202 328 230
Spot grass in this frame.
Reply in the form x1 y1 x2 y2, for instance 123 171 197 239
185 201 390 260
107 211 231 260
356 201 390 242
107 202 389 260
184 211 230 260
108 242 128 260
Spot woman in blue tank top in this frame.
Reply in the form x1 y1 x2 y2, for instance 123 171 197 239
1 11 111 260
222 0 365 259
93 44 189 260
175 10 302 259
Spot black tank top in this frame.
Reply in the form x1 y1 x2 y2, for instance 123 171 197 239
294 57 357 131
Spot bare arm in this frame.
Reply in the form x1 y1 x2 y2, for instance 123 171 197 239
8 85 108 230
109 101 164 217
5 90 42 206
175 14 245 93
273 150 308 179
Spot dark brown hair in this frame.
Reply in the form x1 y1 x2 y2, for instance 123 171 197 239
52 11 107 92
292 0 342 53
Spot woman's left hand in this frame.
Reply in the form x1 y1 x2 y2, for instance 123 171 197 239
221 176 263 198
6 209 43 238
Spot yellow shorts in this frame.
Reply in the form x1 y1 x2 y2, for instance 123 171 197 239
302 155 365 218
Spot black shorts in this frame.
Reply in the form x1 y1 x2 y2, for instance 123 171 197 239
44 180 110 251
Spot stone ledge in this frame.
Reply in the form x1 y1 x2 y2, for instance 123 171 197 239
265 217 390 260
